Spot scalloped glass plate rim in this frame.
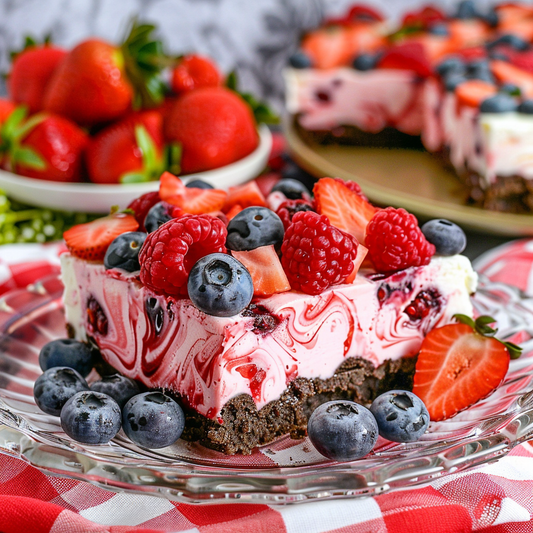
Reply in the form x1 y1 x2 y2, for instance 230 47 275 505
0 125 271 214
0 275 532 504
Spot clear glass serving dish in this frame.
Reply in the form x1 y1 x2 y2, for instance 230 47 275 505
0 274 532 504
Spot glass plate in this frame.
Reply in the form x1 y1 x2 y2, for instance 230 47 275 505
0 275 532 504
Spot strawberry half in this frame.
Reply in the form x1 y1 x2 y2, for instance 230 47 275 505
313 177 377 244
491 59 533 98
159 171 227 214
455 79 497 108
412 315 522 421
378 42 433 78
64 212 139 261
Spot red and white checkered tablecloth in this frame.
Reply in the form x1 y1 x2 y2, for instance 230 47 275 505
0 241 533 533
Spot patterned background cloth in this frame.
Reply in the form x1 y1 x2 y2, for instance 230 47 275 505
0 0 499 110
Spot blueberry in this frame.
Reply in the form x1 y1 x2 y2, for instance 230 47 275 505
483 8 499 27
188 253 253 317
144 201 175 233
519 99 533 114
500 83 521 97
480 93 518 113
122 391 185 449
352 53 378 71
104 231 147 272
455 1 478 19
467 59 494 83
487 34 529 52
468 70 495 84
34 367 89 416
488 50 509 61
428 23 449 36
271 178 311 200
370 390 429 443
421 219 467 256
307 400 378 462
226 207 285 251
443 73 468 91
39 339 96 377
289 51 313 69
436 57 466 77
185 179 213 190
281 164 316 191
60 391 121 444
90 374 141 409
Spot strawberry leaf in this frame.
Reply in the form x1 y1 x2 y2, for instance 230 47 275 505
12 147 46 170
134 124 163 180
166 143 182 176
504 342 523 360
121 172 147 184
453 313 475 329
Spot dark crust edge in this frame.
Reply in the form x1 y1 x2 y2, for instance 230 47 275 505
180 356 416 455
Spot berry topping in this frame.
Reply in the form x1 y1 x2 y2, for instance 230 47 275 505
333 177 369 201
232 245 291 297
122 392 185 449
127 191 161 232
139 214 227 297
185 179 214 190
454 1 478 19
480 93 518 112
187 253 254 317
281 211 358 295
226 207 285 251
276 199 315 230
467 58 495 83
159 171 227 215
39 339 96 377
436 56 467 77
370 390 430 443
104 231 147 272
421 219 467 256
64 212 139 261
307 400 379 462
491 60 533 98
313 177 377 244
412 315 522 421
377 42 433 78
518 99 533 114
60 391 121 444
33 367 89 416
352 53 379 71
365 207 435 274
455 79 497 107
405 289 441 321
223 181 268 212
271 178 312 200
144 201 180 233
90 374 141 409
289 51 313 69
487 34 529 52
87 296 108 336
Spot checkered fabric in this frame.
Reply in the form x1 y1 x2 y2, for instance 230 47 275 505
0 241 532 532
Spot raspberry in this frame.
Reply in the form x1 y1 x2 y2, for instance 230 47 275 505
333 178 368 202
365 207 435 273
276 199 315 230
139 214 227 296
127 191 161 231
281 211 358 295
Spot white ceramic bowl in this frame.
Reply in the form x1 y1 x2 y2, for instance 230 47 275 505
0 124 272 213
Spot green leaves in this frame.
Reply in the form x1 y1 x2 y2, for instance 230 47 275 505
225 70 279 125
454 314 523 359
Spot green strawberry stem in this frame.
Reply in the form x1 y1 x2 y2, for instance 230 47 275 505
454 314 523 359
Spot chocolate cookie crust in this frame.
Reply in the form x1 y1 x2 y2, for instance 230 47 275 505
181 355 416 455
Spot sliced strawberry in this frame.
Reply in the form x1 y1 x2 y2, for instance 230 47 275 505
412 316 516 421
344 244 368 284
448 19 490 49
232 245 291 296
509 50 533 74
159 171 227 214
313 177 377 244
455 79 497 108
378 42 433 78
255 172 281 198
64 212 139 261
301 26 352 69
491 59 533 97
401 6 445 29
455 46 487 61
223 181 268 213
225 204 243 221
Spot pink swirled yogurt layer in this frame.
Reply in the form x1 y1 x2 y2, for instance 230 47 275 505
61 253 477 420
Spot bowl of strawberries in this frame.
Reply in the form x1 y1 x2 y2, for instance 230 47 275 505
0 24 273 213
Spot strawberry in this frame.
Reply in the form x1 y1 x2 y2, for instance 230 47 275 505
509 50 533 74
448 19 490 49
159 171 227 214
255 172 281 198
222 181 268 213
0 99 15 126
0 107 88 182
345 5 384 22
313 177 377 244
8 41 67 114
171 54 222 95
127 191 161 231
164 87 258 174
378 42 433 78
85 110 165 184
225 204 243 220
232 245 291 296
412 315 521 421
455 79 497 108
43 23 166 127
64 212 139 261
401 5 446 30
491 59 533 97
301 26 352 69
